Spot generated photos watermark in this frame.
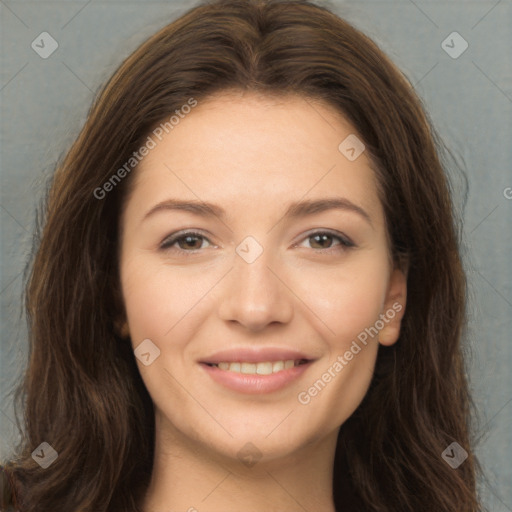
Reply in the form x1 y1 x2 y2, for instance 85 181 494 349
93 98 198 200
297 301 403 405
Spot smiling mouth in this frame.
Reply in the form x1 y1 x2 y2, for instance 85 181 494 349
203 359 309 375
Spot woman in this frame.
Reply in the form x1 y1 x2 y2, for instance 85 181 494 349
0 0 483 510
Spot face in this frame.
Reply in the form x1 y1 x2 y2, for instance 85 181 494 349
118 91 407 465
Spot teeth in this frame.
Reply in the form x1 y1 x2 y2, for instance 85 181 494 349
212 360 305 375
241 362 257 374
272 361 284 372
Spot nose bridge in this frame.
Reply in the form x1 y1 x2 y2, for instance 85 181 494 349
217 234 293 330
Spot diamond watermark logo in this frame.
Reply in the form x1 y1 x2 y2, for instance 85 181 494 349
237 442 263 468
441 441 468 469
31 32 59 59
236 236 264 264
441 32 468 59
338 134 365 161
134 338 161 366
31 442 58 469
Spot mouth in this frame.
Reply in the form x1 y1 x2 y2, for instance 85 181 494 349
199 357 314 394
202 358 310 375
198 347 316 394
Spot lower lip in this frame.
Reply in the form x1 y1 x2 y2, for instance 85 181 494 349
200 362 313 394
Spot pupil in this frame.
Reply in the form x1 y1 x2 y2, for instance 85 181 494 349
313 234 331 248
183 236 200 249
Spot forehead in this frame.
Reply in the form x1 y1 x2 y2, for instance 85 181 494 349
124 91 383 226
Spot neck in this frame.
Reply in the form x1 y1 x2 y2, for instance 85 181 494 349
141 412 340 512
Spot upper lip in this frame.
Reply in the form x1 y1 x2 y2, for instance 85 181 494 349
199 348 315 364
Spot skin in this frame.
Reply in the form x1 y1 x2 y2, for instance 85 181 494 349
118 90 407 512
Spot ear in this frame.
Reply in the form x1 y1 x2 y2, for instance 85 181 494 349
378 266 407 346
112 278 130 339
114 318 131 339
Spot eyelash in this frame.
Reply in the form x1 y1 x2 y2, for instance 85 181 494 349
159 230 355 254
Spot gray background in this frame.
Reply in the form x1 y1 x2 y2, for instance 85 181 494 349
1 0 510 509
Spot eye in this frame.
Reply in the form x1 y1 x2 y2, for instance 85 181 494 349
297 230 355 252
160 231 213 253
160 229 355 254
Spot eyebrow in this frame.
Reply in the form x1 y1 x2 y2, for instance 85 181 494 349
142 197 373 228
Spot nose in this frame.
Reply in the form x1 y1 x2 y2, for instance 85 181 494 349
217 243 294 332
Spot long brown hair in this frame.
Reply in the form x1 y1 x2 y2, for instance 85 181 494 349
2 0 484 510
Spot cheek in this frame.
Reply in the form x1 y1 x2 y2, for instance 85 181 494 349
120 254 179 342
293 254 386 433
120 253 222 345
297 253 390 347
